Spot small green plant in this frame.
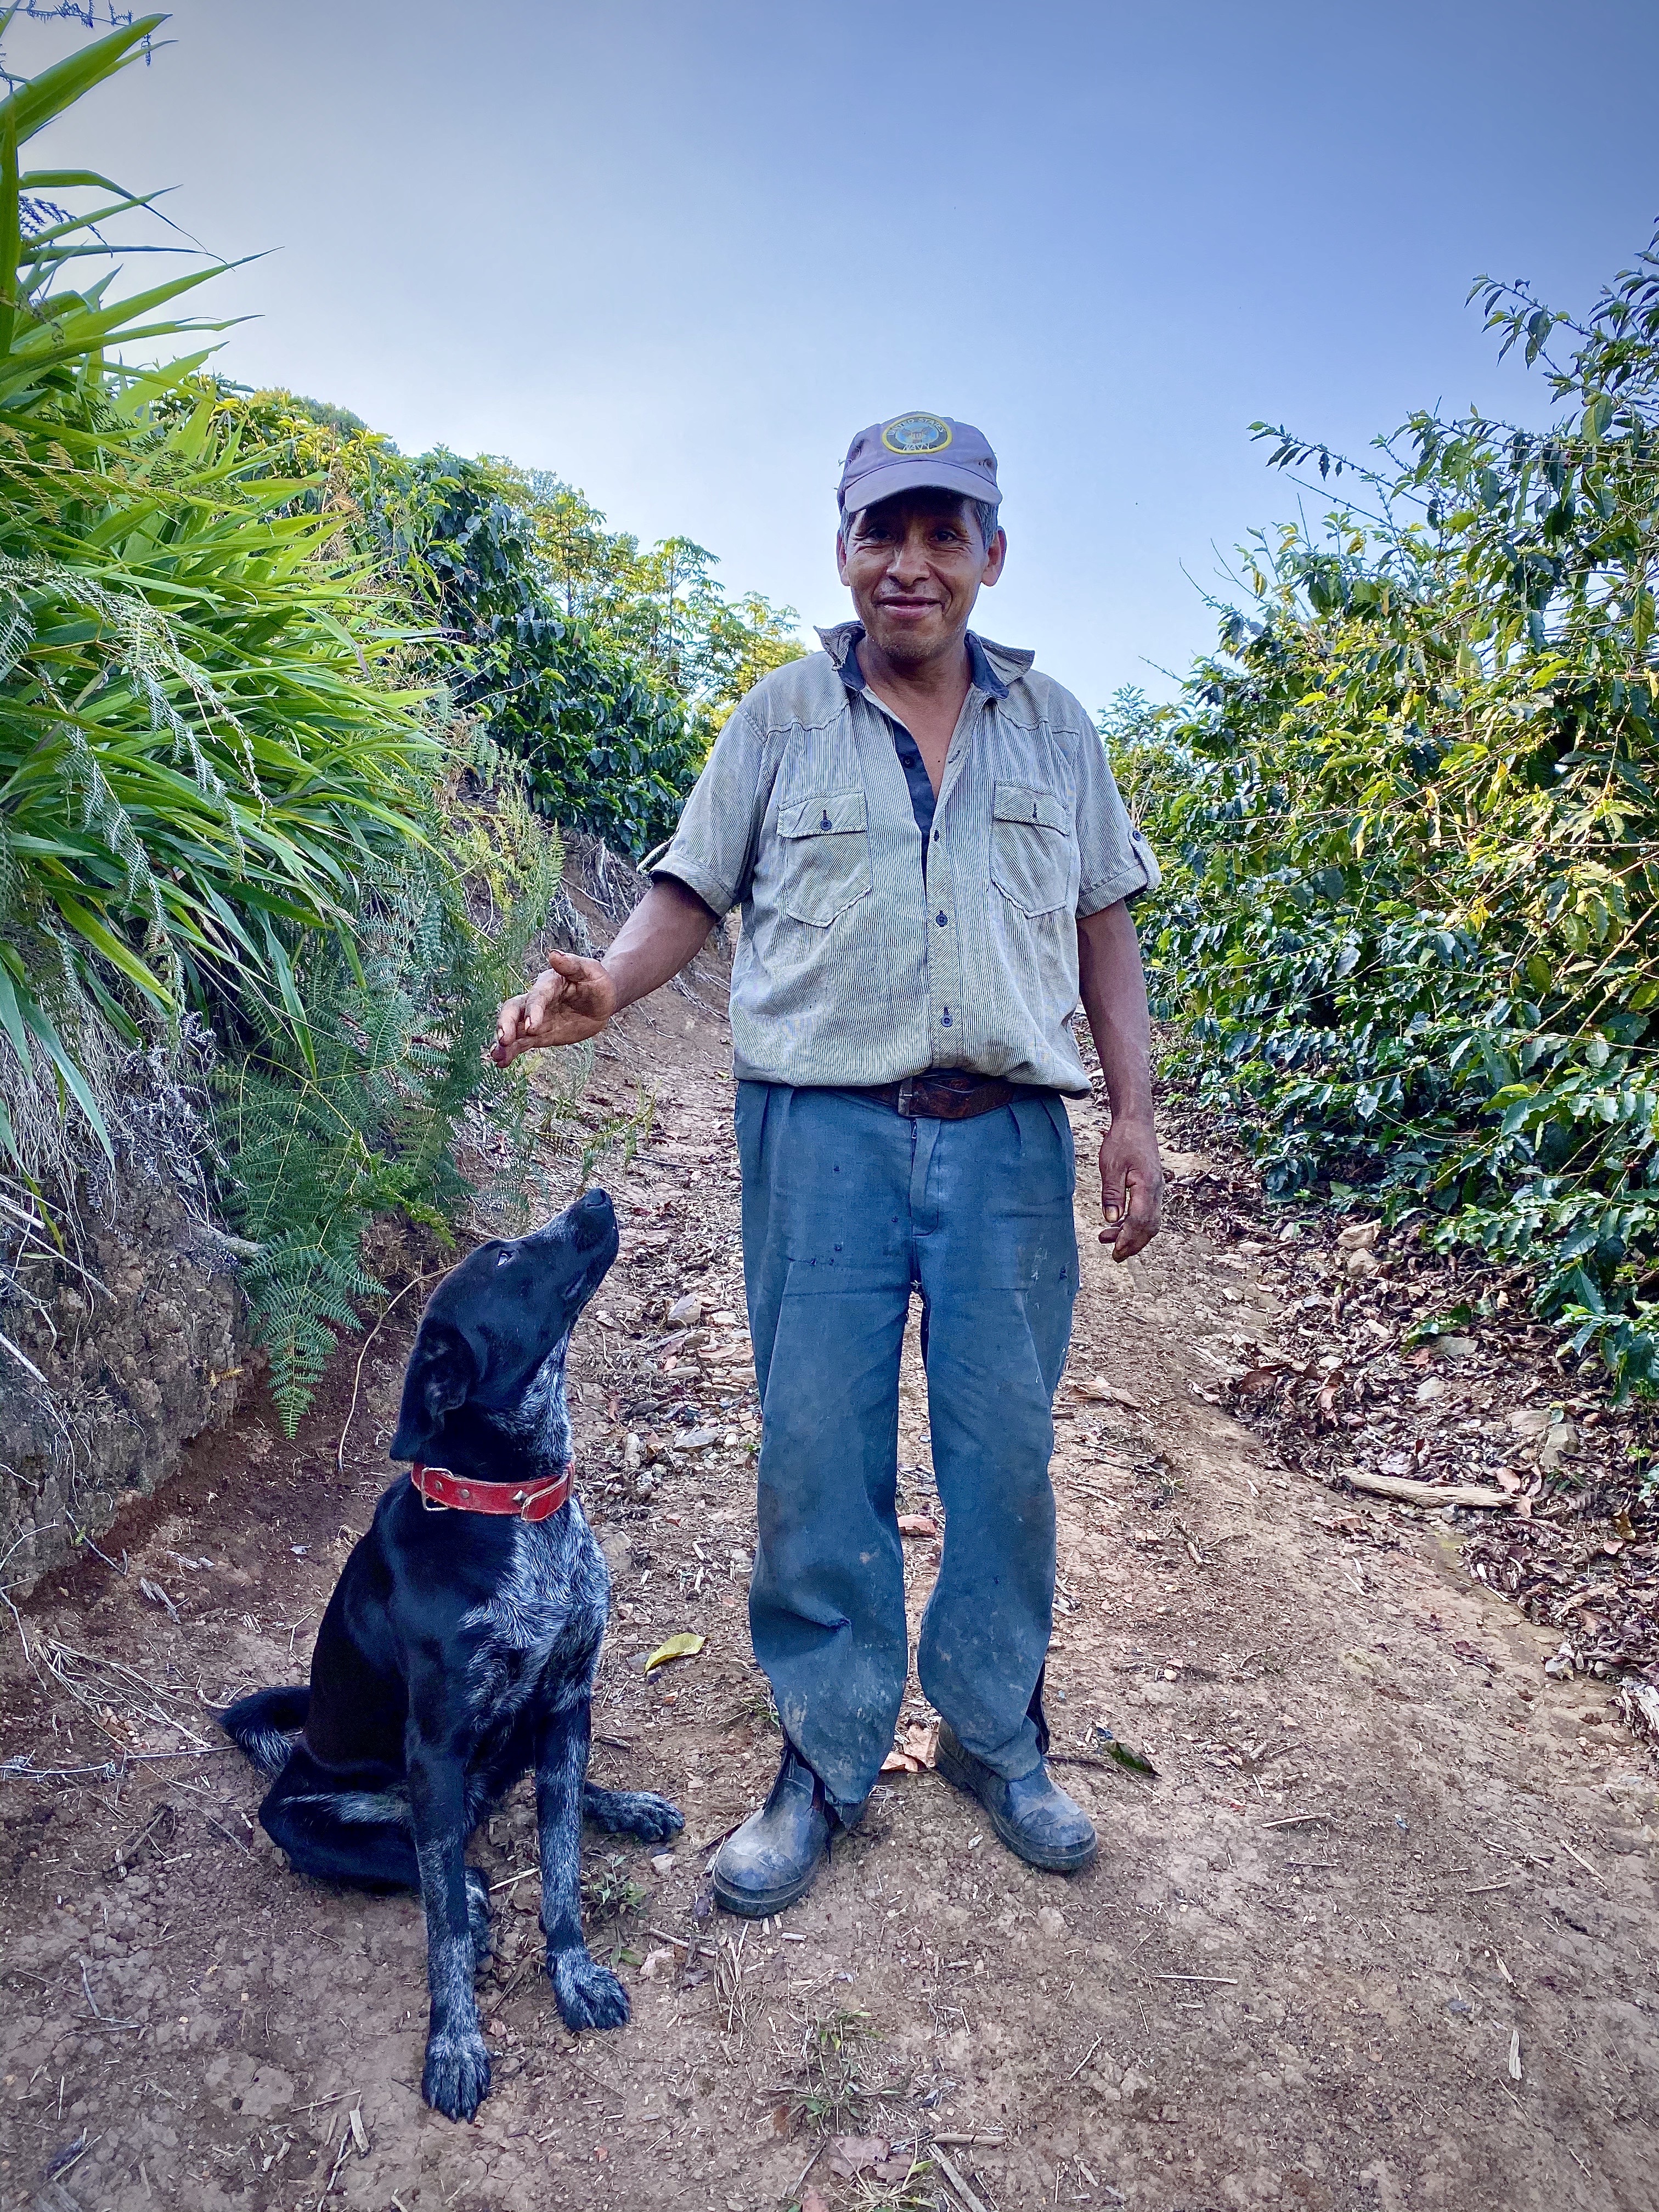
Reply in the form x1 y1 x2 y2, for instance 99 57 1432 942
786 2164 938 2212
580 1853 648 1924
1398 1302 1478 1349
791 2006 881 2132
856 2162 940 2212
724 1688 781 1733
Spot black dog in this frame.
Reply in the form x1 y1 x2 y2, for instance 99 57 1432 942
221 1188 681 2121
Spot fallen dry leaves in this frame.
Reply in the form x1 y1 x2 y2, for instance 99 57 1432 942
879 1718 940 1775
1068 1374 1143 1411
1153 1082 1659 1700
824 2134 916 2185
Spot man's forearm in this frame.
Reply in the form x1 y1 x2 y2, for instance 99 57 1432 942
601 877 720 1012
1076 900 1154 1122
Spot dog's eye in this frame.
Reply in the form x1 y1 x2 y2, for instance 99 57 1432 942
495 1249 516 1268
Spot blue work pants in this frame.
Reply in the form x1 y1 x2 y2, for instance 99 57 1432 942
734 1082 1079 1812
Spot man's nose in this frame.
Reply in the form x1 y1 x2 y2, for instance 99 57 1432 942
888 529 934 583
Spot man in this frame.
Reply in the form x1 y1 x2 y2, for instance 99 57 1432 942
491 411 1163 1917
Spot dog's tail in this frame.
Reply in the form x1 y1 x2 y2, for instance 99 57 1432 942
218 1685 309 1778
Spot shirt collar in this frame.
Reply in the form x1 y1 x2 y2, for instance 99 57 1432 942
816 620 1026 703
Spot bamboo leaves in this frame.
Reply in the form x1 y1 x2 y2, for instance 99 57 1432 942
0 18 435 1173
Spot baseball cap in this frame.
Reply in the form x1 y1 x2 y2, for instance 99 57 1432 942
837 411 1000 519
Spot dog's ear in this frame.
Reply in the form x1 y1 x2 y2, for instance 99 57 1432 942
390 1321 478 1460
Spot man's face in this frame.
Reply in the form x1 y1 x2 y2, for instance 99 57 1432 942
836 490 1006 670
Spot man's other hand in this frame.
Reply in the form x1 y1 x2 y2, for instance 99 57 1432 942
488 952 617 1066
1097 1114 1164 1261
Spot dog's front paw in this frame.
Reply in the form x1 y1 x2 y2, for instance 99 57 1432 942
584 1784 685 1843
422 2024 492 2121
550 1946 630 2032
625 1791 685 1844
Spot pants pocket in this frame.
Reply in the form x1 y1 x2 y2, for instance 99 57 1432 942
1039 1092 1077 1190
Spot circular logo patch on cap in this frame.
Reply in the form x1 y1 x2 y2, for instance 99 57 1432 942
882 413 952 455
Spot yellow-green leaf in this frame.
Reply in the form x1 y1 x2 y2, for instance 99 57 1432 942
644 1633 705 1675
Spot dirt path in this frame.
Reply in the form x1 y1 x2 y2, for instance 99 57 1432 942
1 939 1656 2212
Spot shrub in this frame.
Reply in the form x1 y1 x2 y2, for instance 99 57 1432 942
390 449 707 856
1129 229 1659 1397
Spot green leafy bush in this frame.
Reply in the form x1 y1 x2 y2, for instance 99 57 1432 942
530 476 804 721
1129 230 1659 1397
0 15 436 1176
388 450 707 855
367 450 803 855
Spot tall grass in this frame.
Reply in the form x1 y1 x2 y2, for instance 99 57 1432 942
0 13 436 1176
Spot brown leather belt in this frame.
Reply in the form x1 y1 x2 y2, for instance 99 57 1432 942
842 1073 1048 1121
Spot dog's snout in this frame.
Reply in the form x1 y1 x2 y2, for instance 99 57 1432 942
572 1188 615 1250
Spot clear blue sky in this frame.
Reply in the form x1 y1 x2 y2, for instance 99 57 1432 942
17 0 1659 707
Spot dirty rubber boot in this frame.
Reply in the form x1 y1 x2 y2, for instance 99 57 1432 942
710 1745 858 1918
934 1720 1098 1873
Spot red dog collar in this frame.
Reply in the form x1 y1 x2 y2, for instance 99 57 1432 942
410 1461 574 1522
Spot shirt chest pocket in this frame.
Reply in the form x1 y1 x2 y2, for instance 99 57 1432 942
990 782 1074 918
777 789 873 927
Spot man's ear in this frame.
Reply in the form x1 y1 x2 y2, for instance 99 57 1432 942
390 1321 478 1460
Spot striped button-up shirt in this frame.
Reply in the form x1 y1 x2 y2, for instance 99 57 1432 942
653 622 1159 1096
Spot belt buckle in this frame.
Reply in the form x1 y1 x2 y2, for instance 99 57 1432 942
896 1076 916 1116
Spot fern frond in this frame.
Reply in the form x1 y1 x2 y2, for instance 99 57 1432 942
214 754 567 1431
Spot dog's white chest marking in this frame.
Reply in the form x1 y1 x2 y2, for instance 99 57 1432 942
498 1344 574 1467
464 1512 606 1716
472 1526 567 1654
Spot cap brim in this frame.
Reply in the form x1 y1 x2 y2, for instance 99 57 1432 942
839 459 999 517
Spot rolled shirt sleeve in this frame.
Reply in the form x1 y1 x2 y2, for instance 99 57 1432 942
1074 723 1161 917
650 707 767 919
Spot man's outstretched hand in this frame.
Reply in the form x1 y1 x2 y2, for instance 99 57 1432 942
488 951 617 1066
1098 1112 1164 1261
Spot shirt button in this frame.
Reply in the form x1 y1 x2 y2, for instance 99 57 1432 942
935 911 948 928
